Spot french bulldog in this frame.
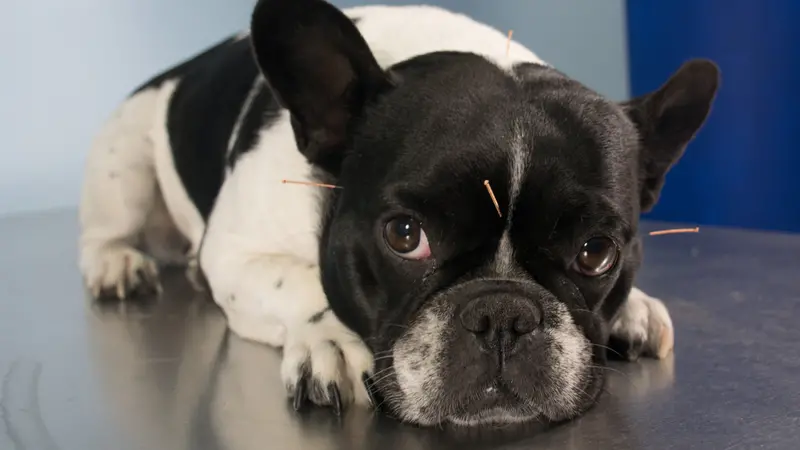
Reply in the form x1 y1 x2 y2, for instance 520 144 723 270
79 0 719 426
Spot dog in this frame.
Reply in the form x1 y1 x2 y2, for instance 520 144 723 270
79 0 719 427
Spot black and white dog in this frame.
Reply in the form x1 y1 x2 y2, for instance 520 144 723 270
79 0 718 426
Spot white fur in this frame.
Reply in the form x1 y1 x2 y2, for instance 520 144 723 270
506 120 530 218
539 301 593 420
492 233 516 276
198 112 373 404
611 287 675 359
342 6 546 70
79 88 163 297
492 120 529 275
226 77 264 167
391 302 450 425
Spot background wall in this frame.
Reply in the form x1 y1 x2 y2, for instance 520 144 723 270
1 0 253 216
627 1 800 233
0 0 629 216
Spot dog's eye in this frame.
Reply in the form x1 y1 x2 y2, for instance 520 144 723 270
383 216 431 260
573 237 618 276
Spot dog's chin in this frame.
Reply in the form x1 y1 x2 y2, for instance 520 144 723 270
384 374 596 427
439 383 542 427
447 408 537 427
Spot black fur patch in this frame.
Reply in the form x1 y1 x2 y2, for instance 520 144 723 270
164 36 261 219
308 307 331 324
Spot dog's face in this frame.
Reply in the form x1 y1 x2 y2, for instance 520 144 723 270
251 0 718 426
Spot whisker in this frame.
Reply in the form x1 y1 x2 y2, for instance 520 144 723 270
370 366 396 379
587 364 632 381
374 392 396 412
589 343 624 359
570 308 600 317
370 368 398 387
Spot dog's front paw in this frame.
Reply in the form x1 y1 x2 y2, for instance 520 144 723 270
609 287 674 361
82 245 161 299
281 311 374 415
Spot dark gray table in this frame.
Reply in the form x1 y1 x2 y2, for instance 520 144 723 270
2 209 799 450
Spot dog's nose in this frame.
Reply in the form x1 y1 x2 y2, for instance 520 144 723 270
459 296 542 353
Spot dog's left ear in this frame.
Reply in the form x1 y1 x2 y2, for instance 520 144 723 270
622 59 720 212
250 0 393 175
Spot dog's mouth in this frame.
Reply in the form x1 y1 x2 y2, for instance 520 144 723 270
370 292 602 427
369 374 538 426
445 380 534 425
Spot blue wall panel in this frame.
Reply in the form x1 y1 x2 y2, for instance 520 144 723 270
626 1 800 232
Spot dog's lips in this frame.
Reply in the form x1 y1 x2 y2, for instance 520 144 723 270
450 378 529 416
443 381 539 426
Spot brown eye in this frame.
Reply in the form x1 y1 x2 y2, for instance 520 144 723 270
574 237 618 276
383 216 431 260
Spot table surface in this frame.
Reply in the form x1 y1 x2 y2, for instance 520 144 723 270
1 208 799 450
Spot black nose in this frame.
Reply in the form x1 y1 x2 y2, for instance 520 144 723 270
459 296 542 354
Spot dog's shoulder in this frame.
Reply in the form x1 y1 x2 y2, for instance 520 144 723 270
131 33 250 96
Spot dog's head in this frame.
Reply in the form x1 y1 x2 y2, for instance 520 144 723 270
251 0 719 426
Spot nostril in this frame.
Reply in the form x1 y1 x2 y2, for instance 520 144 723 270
513 315 537 335
460 308 490 334
474 315 490 334
512 299 542 335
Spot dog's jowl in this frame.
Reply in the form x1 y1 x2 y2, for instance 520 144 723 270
78 0 719 426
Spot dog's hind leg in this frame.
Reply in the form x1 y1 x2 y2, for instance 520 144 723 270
79 88 164 299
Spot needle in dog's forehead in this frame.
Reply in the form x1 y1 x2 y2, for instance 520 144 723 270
483 180 502 217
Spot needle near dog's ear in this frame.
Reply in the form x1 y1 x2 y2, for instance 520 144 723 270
649 227 700 236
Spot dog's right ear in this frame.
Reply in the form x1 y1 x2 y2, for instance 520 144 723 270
250 0 393 175
621 59 720 212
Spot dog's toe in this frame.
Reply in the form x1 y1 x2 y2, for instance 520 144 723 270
84 245 161 300
610 287 674 360
281 316 373 414
291 373 309 411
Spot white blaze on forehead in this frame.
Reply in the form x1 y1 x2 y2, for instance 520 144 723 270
506 119 529 219
492 120 529 275
493 233 515 275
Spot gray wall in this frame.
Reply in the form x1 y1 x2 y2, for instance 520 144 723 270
0 0 628 216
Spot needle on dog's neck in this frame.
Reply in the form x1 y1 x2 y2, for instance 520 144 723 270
281 179 343 189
